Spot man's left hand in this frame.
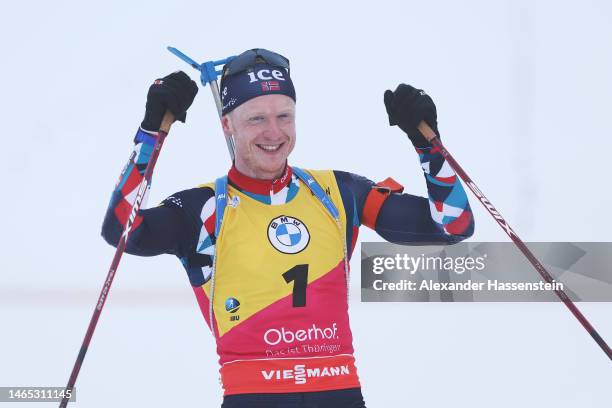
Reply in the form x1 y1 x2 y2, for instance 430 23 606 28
383 84 439 148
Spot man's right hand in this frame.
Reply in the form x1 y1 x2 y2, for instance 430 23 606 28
141 71 198 132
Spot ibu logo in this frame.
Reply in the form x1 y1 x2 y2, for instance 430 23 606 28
267 215 310 254
225 297 240 313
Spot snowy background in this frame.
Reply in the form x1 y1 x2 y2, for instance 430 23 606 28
1 0 611 406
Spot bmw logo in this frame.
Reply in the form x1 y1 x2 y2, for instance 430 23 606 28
267 215 310 254
225 297 240 313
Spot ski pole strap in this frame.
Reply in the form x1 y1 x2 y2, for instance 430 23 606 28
362 177 404 229
292 167 340 220
134 128 159 146
215 176 229 236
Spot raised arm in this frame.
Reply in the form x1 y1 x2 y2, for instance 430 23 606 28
101 72 199 256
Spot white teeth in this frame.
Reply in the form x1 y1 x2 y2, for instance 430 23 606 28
258 144 281 151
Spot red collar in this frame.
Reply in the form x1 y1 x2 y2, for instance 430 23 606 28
228 164 293 195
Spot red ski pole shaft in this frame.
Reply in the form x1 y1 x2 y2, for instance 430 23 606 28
416 121 612 361
59 112 176 407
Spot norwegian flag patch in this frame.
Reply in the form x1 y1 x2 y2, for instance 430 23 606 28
261 81 280 91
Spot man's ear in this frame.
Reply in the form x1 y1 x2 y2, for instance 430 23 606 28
221 115 232 137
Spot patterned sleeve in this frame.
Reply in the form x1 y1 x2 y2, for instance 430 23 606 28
101 128 197 257
160 187 217 287
415 145 474 237
334 146 474 246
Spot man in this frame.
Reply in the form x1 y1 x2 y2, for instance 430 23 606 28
102 48 474 408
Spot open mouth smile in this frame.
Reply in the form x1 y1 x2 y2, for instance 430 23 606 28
256 143 284 152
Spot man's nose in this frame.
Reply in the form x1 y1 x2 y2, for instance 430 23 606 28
265 118 284 138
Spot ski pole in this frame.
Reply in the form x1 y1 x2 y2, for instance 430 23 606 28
417 121 612 361
167 46 236 160
59 112 176 408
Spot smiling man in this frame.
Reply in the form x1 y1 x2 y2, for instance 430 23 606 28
102 48 474 408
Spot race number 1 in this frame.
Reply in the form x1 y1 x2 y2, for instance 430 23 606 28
283 264 308 307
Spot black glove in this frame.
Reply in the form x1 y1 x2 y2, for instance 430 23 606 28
383 84 439 148
141 71 199 132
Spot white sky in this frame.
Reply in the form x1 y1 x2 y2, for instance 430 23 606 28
1 1 610 407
